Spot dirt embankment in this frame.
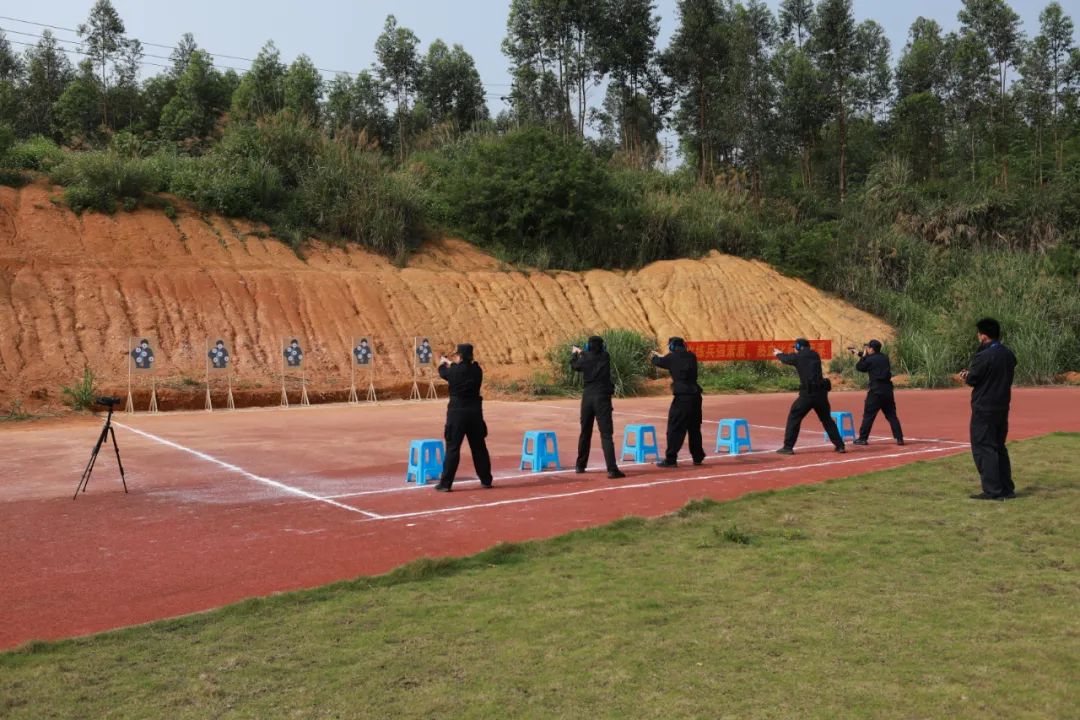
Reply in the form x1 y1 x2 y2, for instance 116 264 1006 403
0 182 891 410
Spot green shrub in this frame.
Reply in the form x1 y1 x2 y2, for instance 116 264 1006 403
697 361 801 393
547 329 656 397
0 168 28 187
51 151 160 213
61 368 97 411
5 136 65 171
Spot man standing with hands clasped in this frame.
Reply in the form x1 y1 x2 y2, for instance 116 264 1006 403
772 339 846 455
651 337 706 468
571 336 626 479
849 340 904 446
960 318 1017 501
433 344 493 492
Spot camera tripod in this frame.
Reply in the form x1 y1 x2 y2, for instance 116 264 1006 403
73 402 128 500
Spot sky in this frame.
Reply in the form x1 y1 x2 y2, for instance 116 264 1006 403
2 0 1070 160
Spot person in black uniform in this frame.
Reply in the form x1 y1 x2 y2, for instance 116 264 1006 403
850 339 904 446
571 336 626 479
960 318 1017 500
651 337 706 468
434 344 493 492
772 338 846 455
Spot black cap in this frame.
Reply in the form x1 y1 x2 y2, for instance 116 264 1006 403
976 318 1001 340
866 339 882 352
587 335 604 352
668 336 685 348
456 343 474 361
795 337 810 349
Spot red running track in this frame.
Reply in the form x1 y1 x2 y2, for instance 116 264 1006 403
1 387 1077 649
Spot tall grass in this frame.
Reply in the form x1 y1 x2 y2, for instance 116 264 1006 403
546 329 656 397
60 368 97 411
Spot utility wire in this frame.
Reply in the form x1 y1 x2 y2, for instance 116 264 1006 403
0 14 514 88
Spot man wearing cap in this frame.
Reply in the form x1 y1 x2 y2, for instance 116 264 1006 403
651 337 706 468
960 318 1017 501
772 338 846 455
571 336 626 479
433 344 493 492
850 340 904 446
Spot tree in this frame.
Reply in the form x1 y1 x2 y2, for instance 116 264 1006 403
893 18 947 178
728 0 778 197
0 31 23 131
19 31 73 138
283 55 323 122
958 0 1023 184
660 0 728 180
374 15 421 163
418 40 488 131
779 0 814 49
594 0 662 161
944 30 996 181
809 0 862 200
77 0 126 129
855 20 891 120
776 41 827 188
1037 2 1076 172
324 71 393 148
170 33 199 79
52 60 102 144
159 49 231 142
1017 36 1054 185
503 0 570 130
109 38 143 131
231 41 286 120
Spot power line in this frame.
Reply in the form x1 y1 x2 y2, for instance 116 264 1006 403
0 14 515 89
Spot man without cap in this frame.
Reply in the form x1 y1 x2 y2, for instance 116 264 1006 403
571 336 626 479
960 318 1017 501
651 337 705 468
850 339 904 446
434 344 493 492
772 338 846 455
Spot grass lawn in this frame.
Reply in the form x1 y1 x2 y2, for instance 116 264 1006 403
2 434 1078 719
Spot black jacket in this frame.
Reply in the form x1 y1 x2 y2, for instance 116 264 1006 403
777 348 829 395
571 349 614 397
439 361 484 410
855 352 894 392
966 341 1016 413
652 349 702 395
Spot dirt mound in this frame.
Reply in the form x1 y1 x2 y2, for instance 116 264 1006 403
0 182 891 410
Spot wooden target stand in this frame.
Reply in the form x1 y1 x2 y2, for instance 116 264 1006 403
349 336 378 404
204 338 236 412
409 336 437 401
125 336 159 414
280 338 310 408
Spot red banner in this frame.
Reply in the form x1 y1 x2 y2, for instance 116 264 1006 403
685 340 833 362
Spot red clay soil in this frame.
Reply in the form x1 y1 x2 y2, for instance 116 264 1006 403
0 181 890 412
1 386 1076 649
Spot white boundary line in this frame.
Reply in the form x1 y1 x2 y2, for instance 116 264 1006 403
517 401 968 445
114 422 384 519
361 444 968 522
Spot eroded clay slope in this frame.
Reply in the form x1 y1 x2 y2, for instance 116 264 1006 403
0 182 891 406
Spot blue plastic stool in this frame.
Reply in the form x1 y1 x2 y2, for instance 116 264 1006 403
621 424 660 463
520 430 561 472
406 439 445 485
716 419 753 455
825 412 857 442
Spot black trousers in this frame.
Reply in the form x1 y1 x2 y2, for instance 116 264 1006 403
666 394 705 463
858 388 904 441
970 410 1013 497
439 407 493 488
783 391 844 449
577 394 619 471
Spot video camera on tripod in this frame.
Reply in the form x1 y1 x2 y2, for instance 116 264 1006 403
73 396 128 499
